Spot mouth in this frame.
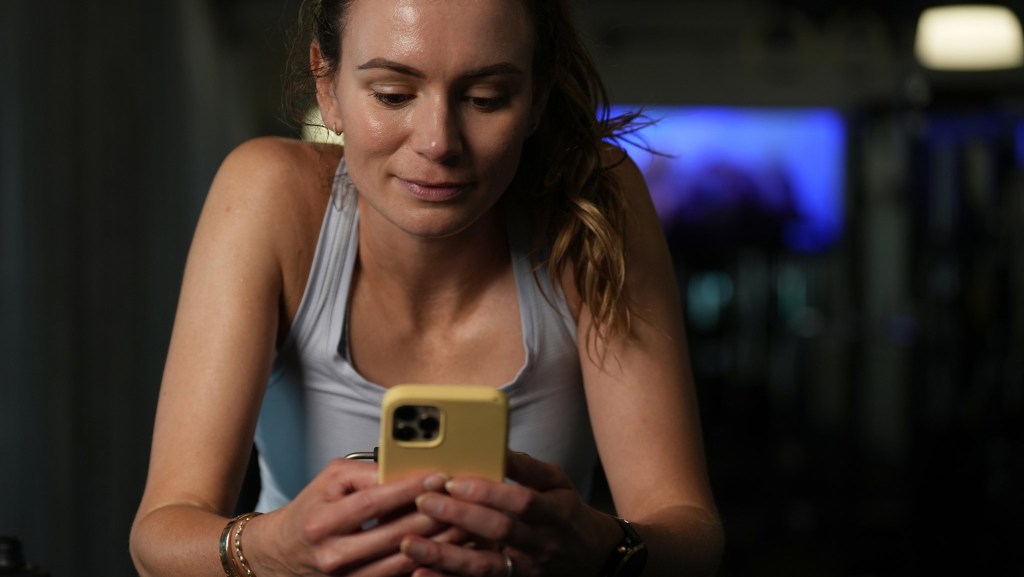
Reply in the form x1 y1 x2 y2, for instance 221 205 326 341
398 177 473 202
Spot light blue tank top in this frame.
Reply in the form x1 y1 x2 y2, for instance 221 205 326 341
254 158 597 512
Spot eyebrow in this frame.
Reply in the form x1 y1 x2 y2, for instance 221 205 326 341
356 58 525 79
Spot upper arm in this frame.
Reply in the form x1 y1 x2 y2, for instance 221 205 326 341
577 150 717 521
137 138 316 517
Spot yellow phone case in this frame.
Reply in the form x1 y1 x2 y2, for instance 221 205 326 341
378 384 509 483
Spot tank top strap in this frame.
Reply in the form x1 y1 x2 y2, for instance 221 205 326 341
274 157 359 362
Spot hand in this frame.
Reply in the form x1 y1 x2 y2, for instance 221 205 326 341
243 458 454 577
399 451 621 577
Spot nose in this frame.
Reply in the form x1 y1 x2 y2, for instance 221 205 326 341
411 96 463 164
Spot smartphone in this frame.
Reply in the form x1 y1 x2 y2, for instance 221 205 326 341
378 384 509 484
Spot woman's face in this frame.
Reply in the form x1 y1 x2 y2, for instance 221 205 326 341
318 0 540 240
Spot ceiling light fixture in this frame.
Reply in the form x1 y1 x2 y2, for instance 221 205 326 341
914 4 1024 71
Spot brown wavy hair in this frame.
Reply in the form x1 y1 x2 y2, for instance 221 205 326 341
283 0 646 349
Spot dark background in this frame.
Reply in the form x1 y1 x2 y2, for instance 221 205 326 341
1 0 1021 575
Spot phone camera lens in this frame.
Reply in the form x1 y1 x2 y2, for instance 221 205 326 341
418 416 440 439
392 405 441 442
395 405 418 422
394 423 416 441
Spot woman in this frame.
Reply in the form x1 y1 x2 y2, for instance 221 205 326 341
130 0 724 575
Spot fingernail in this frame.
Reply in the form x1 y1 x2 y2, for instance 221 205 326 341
416 493 443 515
423 473 450 492
444 479 470 497
401 538 427 558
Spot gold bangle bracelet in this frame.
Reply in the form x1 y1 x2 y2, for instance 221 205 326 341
233 512 263 577
220 513 260 576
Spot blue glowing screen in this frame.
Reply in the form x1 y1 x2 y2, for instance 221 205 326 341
609 105 846 253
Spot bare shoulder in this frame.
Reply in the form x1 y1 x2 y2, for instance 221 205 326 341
598 143 680 331
557 144 656 320
600 144 647 203
200 137 341 245
598 144 662 247
211 137 341 210
220 136 338 175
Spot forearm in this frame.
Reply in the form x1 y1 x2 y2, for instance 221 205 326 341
630 504 724 577
130 504 234 577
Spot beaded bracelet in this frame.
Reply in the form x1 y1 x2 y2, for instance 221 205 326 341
220 512 261 577
233 512 263 577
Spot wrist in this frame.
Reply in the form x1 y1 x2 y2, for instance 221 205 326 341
239 512 279 577
598 516 648 577
220 513 259 576
594 512 625 555
232 512 262 576
219 512 264 576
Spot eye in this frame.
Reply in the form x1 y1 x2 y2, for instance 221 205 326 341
466 94 510 112
371 92 413 107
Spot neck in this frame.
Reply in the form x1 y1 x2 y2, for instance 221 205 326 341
354 199 512 324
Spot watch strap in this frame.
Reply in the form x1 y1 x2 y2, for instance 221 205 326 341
599 516 647 577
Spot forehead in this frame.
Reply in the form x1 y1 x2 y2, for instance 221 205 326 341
342 0 535 71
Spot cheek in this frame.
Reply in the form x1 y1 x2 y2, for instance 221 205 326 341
337 81 400 146
362 112 391 143
474 123 528 172
342 106 404 154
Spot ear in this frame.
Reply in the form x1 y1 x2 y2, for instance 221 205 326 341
310 40 343 134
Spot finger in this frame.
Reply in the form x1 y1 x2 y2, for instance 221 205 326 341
307 472 442 539
431 526 471 545
314 511 446 573
415 492 544 552
402 535 511 577
345 550 419 577
435 528 500 555
444 477 566 526
505 451 573 492
323 461 447 498
379 473 450 525
321 458 381 498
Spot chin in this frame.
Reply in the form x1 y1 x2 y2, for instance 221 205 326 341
398 208 498 240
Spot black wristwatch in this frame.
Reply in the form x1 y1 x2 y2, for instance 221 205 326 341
599 517 648 577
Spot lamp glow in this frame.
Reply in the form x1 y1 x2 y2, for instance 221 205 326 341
914 5 1024 70
302 107 345 145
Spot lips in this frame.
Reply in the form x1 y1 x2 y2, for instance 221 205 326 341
398 177 472 202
